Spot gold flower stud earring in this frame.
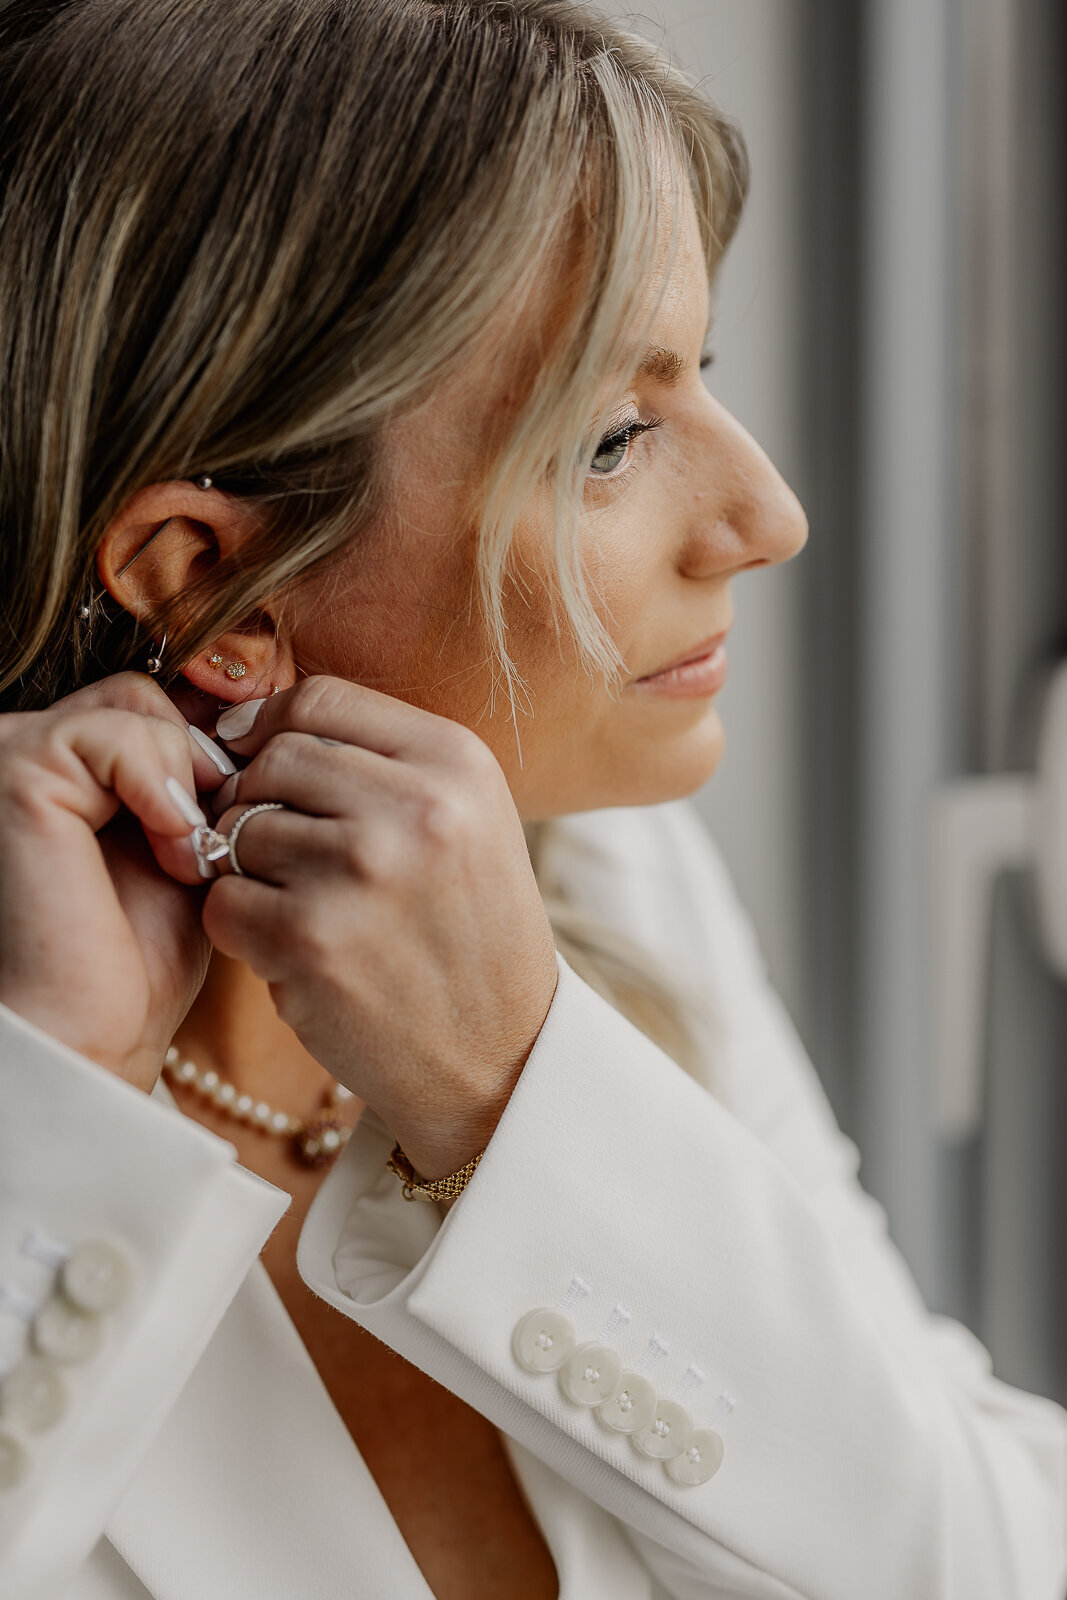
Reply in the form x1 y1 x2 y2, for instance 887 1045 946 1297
206 652 245 678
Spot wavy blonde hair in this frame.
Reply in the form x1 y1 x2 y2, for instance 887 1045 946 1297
0 0 745 1074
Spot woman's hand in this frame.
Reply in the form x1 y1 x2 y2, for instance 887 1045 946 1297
207 676 559 1179
0 675 227 1090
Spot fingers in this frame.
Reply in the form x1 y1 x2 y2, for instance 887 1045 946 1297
211 731 402 822
51 670 232 797
201 873 289 978
0 706 207 884
211 805 346 886
216 674 483 771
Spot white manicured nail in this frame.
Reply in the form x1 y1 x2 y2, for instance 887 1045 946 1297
164 776 207 828
215 697 267 741
188 725 238 774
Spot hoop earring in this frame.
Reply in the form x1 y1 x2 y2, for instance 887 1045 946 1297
146 633 168 675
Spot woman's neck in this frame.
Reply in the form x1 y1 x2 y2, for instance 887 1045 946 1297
172 949 343 1115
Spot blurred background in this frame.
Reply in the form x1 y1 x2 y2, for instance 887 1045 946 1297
620 0 1067 1406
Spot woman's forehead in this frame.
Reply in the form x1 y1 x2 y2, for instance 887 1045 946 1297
452 180 704 409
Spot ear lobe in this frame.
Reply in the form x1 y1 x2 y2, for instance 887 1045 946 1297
179 621 295 704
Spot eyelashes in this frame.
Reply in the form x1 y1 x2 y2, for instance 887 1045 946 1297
588 414 665 481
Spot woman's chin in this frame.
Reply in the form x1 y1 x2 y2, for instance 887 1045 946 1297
642 708 725 803
602 706 727 812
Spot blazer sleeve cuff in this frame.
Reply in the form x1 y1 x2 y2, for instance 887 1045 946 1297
297 953 1067 1600
0 1001 290 1600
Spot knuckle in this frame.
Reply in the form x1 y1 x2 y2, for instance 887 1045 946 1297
352 820 405 884
261 728 307 769
285 893 330 963
244 730 304 790
81 672 174 716
0 710 39 762
409 781 470 849
0 749 48 824
336 821 370 878
444 720 499 778
286 675 345 728
153 717 192 767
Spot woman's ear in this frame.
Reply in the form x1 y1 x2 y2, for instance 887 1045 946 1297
95 480 295 703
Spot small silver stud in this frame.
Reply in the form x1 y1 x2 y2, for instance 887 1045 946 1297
193 475 214 491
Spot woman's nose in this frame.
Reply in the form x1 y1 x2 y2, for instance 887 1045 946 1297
678 398 809 578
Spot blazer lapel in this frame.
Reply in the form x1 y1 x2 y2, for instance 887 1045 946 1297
105 1239 434 1599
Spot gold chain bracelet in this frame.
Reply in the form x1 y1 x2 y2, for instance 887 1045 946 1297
386 1141 485 1202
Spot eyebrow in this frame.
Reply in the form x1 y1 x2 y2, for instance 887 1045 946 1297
637 345 687 386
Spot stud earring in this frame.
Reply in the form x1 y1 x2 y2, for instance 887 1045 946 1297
193 475 214 491
146 632 168 675
225 661 246 680
208 653 224 669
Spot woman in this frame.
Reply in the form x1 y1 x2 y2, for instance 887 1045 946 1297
0 1 1064 1596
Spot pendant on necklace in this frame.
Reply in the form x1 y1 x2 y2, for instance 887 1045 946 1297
296 1115 352 1168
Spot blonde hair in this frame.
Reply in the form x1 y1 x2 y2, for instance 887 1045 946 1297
0 0 746 1074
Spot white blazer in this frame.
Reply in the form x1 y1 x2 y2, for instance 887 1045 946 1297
1 800 1065 1600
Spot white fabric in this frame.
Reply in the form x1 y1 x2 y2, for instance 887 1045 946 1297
0 798 1062 1599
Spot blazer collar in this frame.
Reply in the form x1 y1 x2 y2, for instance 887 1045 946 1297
104 1081 434 1599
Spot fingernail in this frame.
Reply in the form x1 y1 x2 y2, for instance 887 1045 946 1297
188 724 238 775
164 776 207 828
216 697 267 741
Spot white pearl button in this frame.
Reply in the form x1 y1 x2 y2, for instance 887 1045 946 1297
33 1294 101 1364
558 1342 622 1406
631 1397 693 1461
595 1369 657 1433
0 1355 67 1433
511 1309 576 1373
0 1430 27 1491
664 1427 725 1486
61 1239 133 1314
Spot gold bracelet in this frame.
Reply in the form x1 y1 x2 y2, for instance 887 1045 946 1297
386 1141 485 1203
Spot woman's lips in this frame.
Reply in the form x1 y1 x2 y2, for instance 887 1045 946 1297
631 632 729 698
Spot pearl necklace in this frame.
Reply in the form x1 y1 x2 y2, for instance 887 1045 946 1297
162 1045 356 1168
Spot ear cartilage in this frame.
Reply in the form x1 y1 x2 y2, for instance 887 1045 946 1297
225 662 247 680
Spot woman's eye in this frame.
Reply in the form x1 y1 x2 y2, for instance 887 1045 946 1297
588 416 664 478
